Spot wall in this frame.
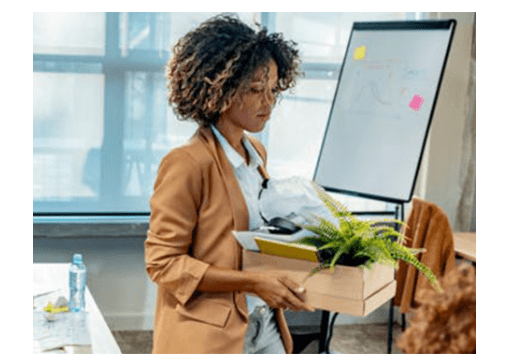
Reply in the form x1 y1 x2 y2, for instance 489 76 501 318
416 12 475 230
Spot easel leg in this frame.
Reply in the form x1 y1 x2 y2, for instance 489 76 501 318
387 299 394 354
319 310 330 353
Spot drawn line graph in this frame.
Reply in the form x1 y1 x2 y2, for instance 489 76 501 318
354 79 392 106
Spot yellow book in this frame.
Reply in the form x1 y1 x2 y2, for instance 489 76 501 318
254 237 320 262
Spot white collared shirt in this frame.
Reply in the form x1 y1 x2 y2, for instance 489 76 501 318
211 125 265 231
211 125 267 312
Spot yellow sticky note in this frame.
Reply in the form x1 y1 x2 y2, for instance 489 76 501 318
354 45 366 60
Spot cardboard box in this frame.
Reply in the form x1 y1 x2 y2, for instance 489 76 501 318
242 250 396 316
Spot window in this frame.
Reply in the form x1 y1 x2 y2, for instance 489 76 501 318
33 12 411 217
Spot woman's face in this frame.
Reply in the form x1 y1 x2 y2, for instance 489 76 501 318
219 59 279 134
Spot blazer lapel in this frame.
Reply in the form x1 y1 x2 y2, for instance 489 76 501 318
197 126 249 232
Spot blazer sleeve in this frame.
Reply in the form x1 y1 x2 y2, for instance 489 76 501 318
145 148 210 306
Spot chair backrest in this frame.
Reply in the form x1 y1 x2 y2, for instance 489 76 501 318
393 196 456 313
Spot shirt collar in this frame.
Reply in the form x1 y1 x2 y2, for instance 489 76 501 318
211 125 263 169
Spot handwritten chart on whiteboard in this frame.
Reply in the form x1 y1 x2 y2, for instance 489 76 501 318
314 21 456 203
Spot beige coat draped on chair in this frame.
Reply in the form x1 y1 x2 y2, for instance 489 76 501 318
394 196 457 313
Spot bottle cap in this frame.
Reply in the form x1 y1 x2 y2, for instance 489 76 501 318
73 253 83 264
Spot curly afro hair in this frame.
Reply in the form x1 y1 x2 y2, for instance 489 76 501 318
397 263 476 354
166 14 301 126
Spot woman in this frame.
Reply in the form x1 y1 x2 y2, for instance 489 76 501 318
145 14 314 354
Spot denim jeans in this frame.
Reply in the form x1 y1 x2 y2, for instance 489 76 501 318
244 305 285 354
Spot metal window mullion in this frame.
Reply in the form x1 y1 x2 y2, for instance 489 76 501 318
100 12 125 210
260 12 276 32
141 14 158 196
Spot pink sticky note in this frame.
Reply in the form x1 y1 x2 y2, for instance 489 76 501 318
409 94 424 111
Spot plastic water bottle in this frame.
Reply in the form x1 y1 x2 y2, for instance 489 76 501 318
69 253 87 312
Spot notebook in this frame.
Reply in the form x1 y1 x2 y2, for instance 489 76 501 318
254 237 320 262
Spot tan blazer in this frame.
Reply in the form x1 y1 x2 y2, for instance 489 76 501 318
394 196 456 313
145 126 293 354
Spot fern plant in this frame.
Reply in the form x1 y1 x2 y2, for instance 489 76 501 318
295 185 442 292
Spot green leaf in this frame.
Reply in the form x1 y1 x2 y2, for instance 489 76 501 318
318 241 342 251
295 234 330 247
329 247 345 270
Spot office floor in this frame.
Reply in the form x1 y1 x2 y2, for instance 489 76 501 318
112 322 405 354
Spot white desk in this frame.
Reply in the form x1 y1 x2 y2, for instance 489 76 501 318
33 263 122 354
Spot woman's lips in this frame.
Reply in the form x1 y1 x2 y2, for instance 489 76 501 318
257 108 271 117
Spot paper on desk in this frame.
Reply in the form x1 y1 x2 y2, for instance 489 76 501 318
232 229 316 251
33 311 91 353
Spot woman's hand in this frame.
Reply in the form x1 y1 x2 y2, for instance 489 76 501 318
250 272 315 312
197 265 315 311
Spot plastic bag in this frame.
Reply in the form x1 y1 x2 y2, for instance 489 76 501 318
258 176 338 227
